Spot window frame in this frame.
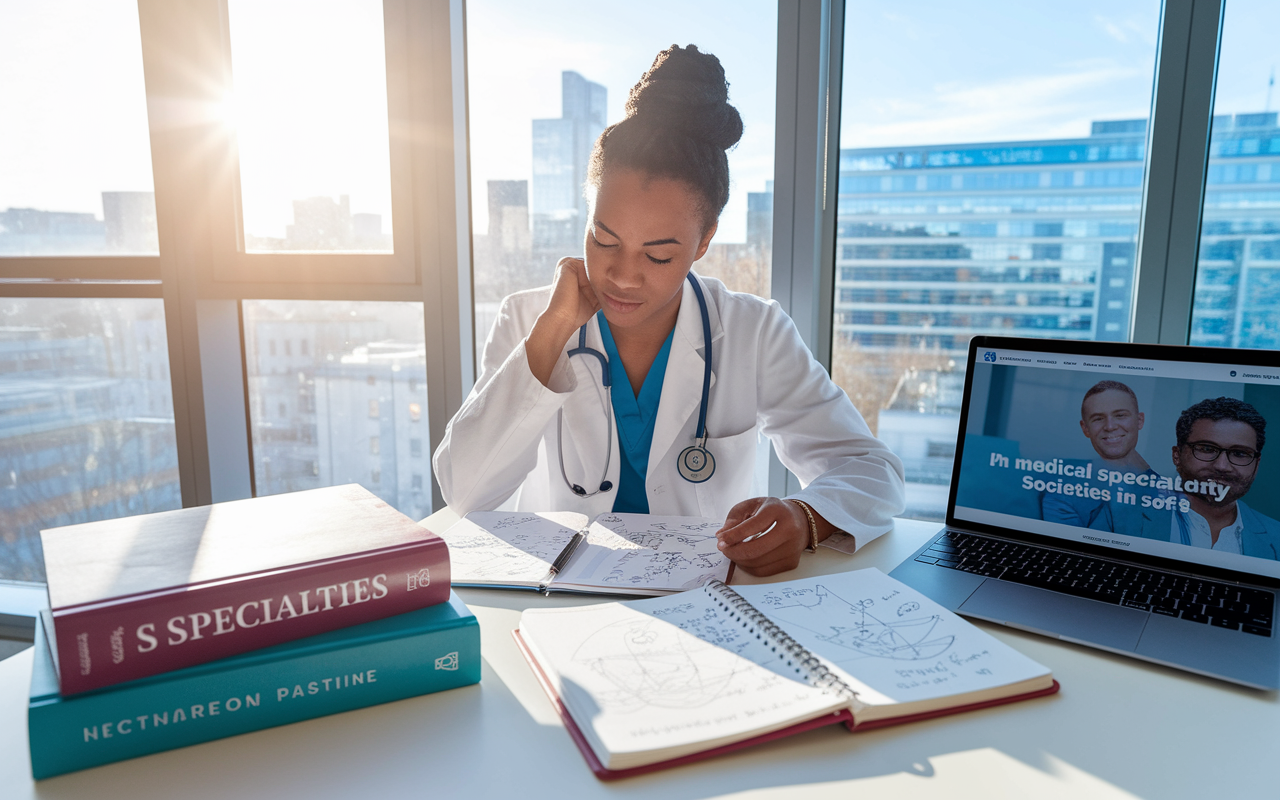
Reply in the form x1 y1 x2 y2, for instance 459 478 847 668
0 0 1233 541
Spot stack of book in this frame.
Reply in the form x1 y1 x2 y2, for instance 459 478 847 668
28 484 478 780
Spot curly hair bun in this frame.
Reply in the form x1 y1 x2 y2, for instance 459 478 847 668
625 45 744 151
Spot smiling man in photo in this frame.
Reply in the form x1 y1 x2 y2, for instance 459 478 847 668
1043 380 1157 529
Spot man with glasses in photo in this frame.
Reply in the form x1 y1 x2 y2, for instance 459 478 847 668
1160 397 1280 559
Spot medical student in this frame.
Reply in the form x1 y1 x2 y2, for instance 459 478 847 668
434 45 905 576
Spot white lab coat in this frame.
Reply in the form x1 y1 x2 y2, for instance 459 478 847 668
433 275 906 549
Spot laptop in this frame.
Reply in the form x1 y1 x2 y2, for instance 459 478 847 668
890 335 1280 689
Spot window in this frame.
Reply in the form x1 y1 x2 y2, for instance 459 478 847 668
0 1 1252 583
466 0 778 366
226 0 393 254
1188 0 1280 350
0 0 158 257
241 300 428 521
410 438 422 458
831 0 1161 519
0 299 179 581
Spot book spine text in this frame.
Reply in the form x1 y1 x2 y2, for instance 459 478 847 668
53 538 450 695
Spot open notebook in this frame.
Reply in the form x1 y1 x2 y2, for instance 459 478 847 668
439 511 729 595
516 568 1058 778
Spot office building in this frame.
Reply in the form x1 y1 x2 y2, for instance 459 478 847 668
833 112 1280 518
1188 112 1280 349
0 309 178 582
531 71 606 277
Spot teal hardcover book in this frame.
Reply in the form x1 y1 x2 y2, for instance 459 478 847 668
28 591 480 779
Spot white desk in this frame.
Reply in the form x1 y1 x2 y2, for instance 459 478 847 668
3 514 1277 799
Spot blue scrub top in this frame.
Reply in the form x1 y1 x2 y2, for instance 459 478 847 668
596 311 674 514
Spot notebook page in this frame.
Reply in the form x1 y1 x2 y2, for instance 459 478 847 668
733 569 1052 711
554 514 730 593
440 511 586 585
519 589 847 768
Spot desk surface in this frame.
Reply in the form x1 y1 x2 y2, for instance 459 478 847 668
3 513 1277 799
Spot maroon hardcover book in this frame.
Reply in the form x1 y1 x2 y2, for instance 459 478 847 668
41 484 450 695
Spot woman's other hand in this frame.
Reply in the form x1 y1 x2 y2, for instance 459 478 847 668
716 496 818 577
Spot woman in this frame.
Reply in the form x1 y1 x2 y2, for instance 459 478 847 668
434 45 904 576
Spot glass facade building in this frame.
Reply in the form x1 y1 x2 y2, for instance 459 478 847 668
833 113 1280 519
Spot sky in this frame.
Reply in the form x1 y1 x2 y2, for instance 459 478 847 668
1 0 1276 240
465 0 778 242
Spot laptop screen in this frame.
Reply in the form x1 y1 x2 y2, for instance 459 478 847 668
952 338 1280 581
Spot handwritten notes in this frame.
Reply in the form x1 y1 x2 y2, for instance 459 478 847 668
440 511 586 587
520 594 845 766
440 512 730 594
553 514 729 594
734 569 1052 710
519 568 1054 771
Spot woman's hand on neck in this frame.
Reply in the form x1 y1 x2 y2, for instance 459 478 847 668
526 257 600 388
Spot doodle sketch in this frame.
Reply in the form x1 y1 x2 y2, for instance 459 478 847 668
569 616 765 712
565 589 819 714
558 514 729 591
752 583 956 662
440 512 582 584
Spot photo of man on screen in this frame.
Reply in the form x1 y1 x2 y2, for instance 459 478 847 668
1043 380 1157 528
1163 397 1280 559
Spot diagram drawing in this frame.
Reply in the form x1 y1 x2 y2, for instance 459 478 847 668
570 616 764 712
756 584 955 662
585 516 727 589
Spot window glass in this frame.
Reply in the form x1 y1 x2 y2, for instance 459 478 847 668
0 299 179 581
241 301 429 522
1188 0 1280 350
834 0 1161 519
466 0 778 364
227 0 393 253
0 1 158 256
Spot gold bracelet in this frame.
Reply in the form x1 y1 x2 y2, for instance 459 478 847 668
787 499 819 553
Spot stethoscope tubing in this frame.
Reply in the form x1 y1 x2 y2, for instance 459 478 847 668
557 273 714 496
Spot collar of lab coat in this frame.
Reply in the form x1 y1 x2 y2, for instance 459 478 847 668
557 274 726 494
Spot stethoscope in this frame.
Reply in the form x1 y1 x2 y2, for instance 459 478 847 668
556 272 716 497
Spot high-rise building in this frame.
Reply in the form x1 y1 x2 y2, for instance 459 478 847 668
531 71 606 272
1189 112 1280 350
747 180 774 251
833 113 1280 519
0 310 178 581
834 122 1148 356
834 113 1280 357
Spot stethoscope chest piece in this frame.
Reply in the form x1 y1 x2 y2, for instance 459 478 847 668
677 443 716 483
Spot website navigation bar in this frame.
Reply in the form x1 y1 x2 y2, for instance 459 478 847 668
974 347 1280 385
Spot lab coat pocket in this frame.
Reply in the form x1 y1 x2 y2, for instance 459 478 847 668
694 426 761 520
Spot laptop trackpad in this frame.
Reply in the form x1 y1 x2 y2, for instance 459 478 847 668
958 580 1148 651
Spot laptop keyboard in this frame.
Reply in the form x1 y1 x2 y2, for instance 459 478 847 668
917 530 1274 637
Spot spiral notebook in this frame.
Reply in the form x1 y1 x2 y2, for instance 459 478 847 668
515 568 1058 778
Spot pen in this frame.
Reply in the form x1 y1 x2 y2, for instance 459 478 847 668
742 520 777 543
540 531 586 592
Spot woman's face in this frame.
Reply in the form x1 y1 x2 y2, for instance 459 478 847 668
584 168 716 339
